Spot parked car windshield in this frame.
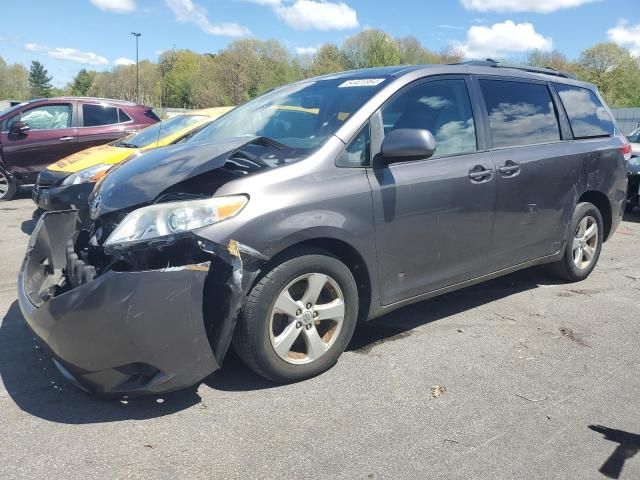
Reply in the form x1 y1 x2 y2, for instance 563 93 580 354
627 128 640 143
187 77 390 150
115 114 209 148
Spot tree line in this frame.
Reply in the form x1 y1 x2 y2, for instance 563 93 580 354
2 29 640 110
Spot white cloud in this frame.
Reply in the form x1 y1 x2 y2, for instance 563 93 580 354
49 48 110 65
608 19 640 56
244 0 358 31
461 0 597 13
457 21 553 59
295 46 318 55
114 57 136 66
165 0 251 36
24 43 46 52
438 24 465 30
276 1 358 30
24 43 109 65
90 0 136 13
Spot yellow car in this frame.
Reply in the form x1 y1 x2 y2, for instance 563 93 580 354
32 107 233 216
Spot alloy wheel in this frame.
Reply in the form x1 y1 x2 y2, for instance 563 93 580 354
0 170 9 199
269 272 345 365
572 215 598 270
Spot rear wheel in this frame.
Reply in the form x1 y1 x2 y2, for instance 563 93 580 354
0 168 18 201
550 202 603 282
233 248 359 383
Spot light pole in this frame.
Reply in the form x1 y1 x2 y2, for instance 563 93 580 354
131 32 141 102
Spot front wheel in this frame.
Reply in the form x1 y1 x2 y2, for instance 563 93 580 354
550 202 603 282
233 248 359 383
0 168 18 201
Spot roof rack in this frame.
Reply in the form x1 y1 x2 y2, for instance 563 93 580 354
455 59 576 79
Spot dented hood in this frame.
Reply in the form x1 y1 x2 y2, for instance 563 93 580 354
90 137 258 216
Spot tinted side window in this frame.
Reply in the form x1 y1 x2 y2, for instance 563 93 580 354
119 109 132 123
479 80 560 148
14 104 72 130
554 84 614 138
83 104 119 126
381 79 477 158
337 123 370 167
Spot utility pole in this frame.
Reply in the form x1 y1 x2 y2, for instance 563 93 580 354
131 32 141 102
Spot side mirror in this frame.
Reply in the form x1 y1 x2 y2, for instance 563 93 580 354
379 128 436 164
10 121 30 136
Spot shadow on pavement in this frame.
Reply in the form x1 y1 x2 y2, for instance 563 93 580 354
347 266 556 354
589 425 640 479
20 206 43 236
0 301 202 424
622 209 640 223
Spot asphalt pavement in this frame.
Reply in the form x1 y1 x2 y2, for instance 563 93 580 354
1 190 639 479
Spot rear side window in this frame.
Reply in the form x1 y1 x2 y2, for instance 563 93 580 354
554 84 614 138
145 109 161 121
118 110 132 123
381 78 477 158
479 80 560 148
83 104 119 126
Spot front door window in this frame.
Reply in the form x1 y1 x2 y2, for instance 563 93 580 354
11 104 73 131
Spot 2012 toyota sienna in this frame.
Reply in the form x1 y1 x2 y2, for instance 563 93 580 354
18 62 629 396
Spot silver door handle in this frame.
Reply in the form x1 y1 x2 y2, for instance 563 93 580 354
124 129 137 134
59 136 75 142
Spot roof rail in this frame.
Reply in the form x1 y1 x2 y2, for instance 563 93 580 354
454 59 576 79
47 96 140 106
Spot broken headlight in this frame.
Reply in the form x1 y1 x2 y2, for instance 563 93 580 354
104 195 248 247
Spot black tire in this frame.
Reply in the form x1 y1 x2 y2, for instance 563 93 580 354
550 202 604 282
233 247 359 383
0 168 18 201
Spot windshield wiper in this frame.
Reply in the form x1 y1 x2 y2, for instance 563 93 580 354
117 141 139 149
254 136 287 150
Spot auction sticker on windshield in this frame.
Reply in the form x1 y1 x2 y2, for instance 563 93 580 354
339 79 386 88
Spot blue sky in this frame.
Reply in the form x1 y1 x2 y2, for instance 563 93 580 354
0 0 638 86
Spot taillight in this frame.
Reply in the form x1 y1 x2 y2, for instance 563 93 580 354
622 142 632 161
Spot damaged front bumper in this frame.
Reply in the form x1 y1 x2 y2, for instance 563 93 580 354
32 182 94 223
17 210 265 396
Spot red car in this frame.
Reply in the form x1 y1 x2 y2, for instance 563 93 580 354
0 97 159 200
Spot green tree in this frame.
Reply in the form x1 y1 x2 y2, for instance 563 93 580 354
439 46 465 64
396 36 440 65
70 69 94 96
342 30 400 69
577 43 640 106
28 61 53 98
308 44 348 76
0 56 29 100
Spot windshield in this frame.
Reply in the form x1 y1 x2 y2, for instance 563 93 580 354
627 128 640 143
187 77 389 150
116 114 208 148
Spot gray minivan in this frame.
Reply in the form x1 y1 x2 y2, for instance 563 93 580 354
19 62 629 395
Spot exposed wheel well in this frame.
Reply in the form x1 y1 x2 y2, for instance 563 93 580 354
262 238 372 322
579 190 612 241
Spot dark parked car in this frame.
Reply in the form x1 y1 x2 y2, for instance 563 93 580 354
0 97 159 200
19 62 628 396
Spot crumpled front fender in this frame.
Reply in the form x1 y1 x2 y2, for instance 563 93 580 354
18 210 267 396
